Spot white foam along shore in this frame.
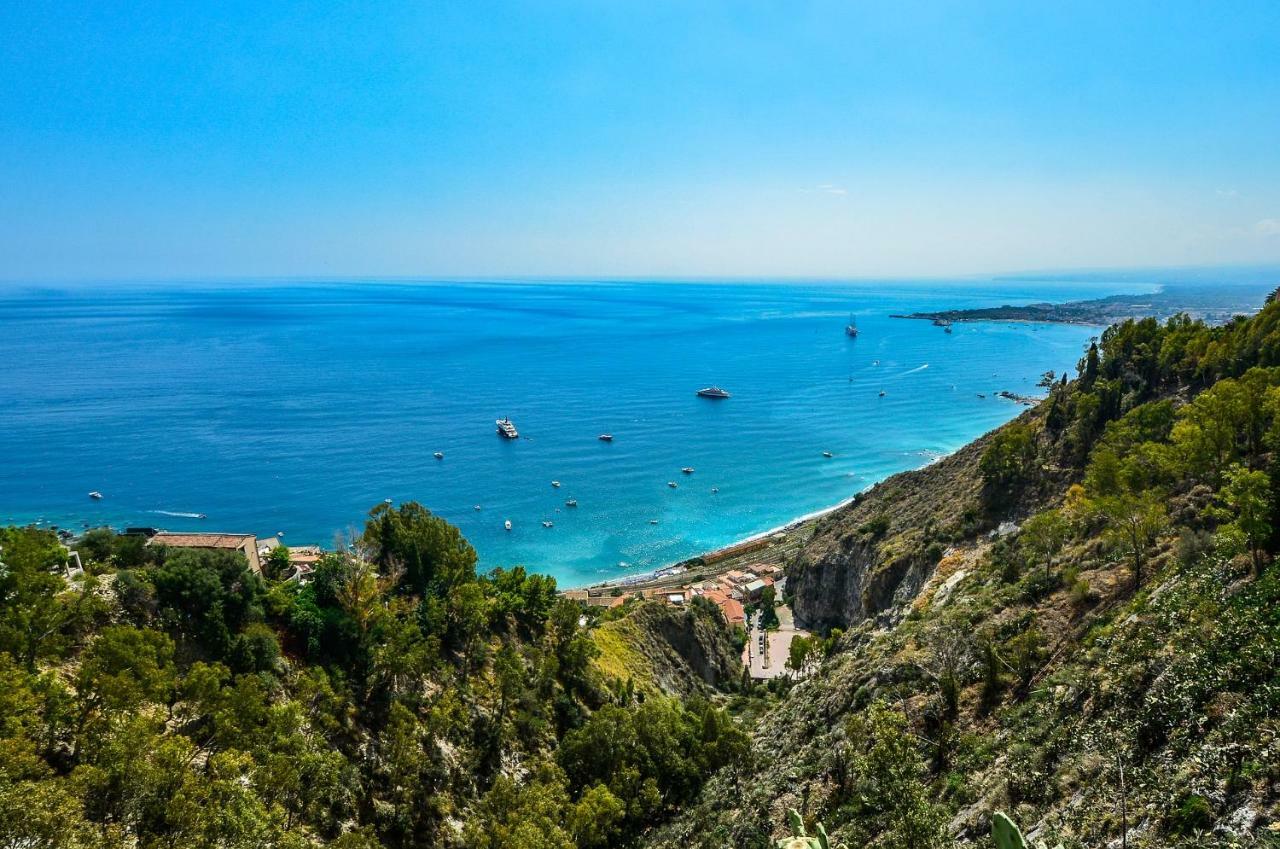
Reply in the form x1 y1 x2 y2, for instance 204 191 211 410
577 448 956 592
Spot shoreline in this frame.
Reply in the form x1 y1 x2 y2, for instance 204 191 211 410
566 451 952 594
566 494 857 592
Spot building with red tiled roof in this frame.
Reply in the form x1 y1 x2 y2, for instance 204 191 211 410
147 532 262 574
700 589 746 626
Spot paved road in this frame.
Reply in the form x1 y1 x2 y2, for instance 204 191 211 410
744 604 808 680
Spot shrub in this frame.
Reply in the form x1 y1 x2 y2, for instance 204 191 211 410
1167 793 1213 836
859 516 891 537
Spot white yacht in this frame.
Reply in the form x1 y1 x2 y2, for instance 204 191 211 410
696 386 730 399
496 417 519 439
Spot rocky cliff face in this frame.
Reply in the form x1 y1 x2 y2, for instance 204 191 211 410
638 601 741 693
591 599 742 697
789 426 997 632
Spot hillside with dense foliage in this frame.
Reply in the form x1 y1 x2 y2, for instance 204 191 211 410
0 503 747 848
9 293 1280 848
647 292 1280 848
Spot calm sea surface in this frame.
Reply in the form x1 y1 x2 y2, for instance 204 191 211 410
0 280 1145 587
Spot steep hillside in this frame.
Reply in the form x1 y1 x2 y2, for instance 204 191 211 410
648 294 1280 849
590 599 743 698
788 427 997 632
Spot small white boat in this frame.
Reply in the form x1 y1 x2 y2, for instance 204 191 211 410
667 481 678 488
474 505 482 510
551 480 560 488
649 519 659 525
598 433 614 442
496 417 519 439
88 491 103 500
542 520 553 528
383 498 393 504
434 451 444 459
504 519 512 531
822 451 833 458
696 386 731 399
565 498 578 507
879 390 886 397
681 467 694 474
711 487 719 493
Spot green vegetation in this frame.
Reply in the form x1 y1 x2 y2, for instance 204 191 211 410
644 293 1280 848
775 808 848 849
14 294 1280 848
0 502 746 848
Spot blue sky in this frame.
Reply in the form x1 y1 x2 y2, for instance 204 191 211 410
2 1 1279 280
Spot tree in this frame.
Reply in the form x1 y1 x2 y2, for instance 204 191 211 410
1096 492 1168 590
264 545 291 580
758 585 779 630
1220 463 1273 574
361 501 477 597
920 621 974 720
842 701 948 848
567 784 625 849
0 527 105 671
1081 341 1100 388
149 548 264 659
72 625 176 761
462 764 575 849
979 423 1036 500
786 634 820 677
1019 508 1071 580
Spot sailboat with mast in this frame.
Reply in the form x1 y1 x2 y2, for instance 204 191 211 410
845 314 858 337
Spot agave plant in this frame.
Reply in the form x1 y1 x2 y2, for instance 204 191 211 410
776 808 848 849
992 811 1064 849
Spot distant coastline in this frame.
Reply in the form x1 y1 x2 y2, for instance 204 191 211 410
891 281 1275 327
589 279 1280 595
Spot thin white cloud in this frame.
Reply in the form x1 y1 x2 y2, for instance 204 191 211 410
802 183 848 196
1216 188 1240 198
1255 218 1280 236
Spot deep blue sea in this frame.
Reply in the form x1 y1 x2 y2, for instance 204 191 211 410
0 279 1148 587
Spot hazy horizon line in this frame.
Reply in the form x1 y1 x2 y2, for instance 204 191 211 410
2 261 1278 291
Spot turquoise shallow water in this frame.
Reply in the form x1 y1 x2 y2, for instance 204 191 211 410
0 279 1143 587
